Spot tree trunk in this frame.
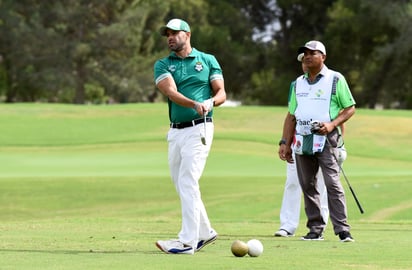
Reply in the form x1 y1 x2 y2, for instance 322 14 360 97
73 61 86 104
4 57 16 103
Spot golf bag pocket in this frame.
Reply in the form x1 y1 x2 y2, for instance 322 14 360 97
294 134 326 155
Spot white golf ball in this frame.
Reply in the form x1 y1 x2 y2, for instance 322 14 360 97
247 239 263 257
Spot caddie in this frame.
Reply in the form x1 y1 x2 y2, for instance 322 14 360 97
278 40 356 242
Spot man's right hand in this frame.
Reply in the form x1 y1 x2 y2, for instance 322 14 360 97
278 145 294 163
194 101 209 116
203 98 214 112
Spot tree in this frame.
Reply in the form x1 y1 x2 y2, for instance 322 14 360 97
0 0 169 103
0 0 52 102
325 0 412 108
0 0 411 108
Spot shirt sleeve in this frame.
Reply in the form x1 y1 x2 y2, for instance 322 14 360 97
288 81 295 104
154 58 172 85
208 55 224 82
335 73 356 108
288 80 297 115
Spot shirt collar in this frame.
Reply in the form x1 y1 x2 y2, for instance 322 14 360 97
304 64 328 83
169 48 199 59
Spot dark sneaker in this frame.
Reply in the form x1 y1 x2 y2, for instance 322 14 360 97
301 232 324 241
196 232 218 252
274 229 294 237
338 231 355 242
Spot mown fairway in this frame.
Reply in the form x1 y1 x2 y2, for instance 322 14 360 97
0 103 411 270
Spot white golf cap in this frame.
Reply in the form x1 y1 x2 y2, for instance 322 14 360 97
298 40 326 55
159 18 191 36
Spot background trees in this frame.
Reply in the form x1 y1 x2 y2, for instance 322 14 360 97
0 0 411 108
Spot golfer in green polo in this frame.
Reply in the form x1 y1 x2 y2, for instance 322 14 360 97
154 18 226 254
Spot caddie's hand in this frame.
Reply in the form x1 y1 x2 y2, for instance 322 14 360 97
315 122 336 135
285 152 294 163
278 144 286 161
279 144 294 163
323 122 336 134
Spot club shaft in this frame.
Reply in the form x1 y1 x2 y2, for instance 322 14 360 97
338 161 364 213
202 113 207 145
204 113 207 134
325 137 364 214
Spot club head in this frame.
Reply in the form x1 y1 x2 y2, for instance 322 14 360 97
201 136 206 145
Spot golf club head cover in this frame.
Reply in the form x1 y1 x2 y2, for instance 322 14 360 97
310 120 322 134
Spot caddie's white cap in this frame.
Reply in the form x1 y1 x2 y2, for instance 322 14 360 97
298 40 326 55
160 18 191 36
297 53 304 62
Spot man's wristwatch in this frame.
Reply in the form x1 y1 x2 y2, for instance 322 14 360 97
278 139 287 146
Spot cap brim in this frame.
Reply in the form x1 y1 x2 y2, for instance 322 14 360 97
298 45 326 55
159 26 189 36
159 26 168 36
298 46 308 54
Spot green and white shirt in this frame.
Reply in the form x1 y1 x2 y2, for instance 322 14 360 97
154 48 223 123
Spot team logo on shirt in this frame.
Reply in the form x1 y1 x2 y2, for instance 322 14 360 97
315 89 324 97
194 62 203 72
168 65 176 72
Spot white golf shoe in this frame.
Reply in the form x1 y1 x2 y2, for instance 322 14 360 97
155 239 194 255
196 231 218 251
274 229 294 237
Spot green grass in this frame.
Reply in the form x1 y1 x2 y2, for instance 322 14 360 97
0 103 411 269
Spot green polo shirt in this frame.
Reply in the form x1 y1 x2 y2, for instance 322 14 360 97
288 66 355 120
154 48 223 123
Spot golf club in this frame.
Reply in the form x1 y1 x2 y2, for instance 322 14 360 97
201 112 206 145
325 136 364 214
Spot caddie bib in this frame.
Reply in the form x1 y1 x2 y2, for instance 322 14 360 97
294 71 335 155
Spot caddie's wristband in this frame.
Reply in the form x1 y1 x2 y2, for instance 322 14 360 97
278 139 287 146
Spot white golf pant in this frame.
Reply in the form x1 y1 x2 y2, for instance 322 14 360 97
279 153 329 234
167 122 214 248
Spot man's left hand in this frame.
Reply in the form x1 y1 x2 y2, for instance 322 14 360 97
203 98 214 112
